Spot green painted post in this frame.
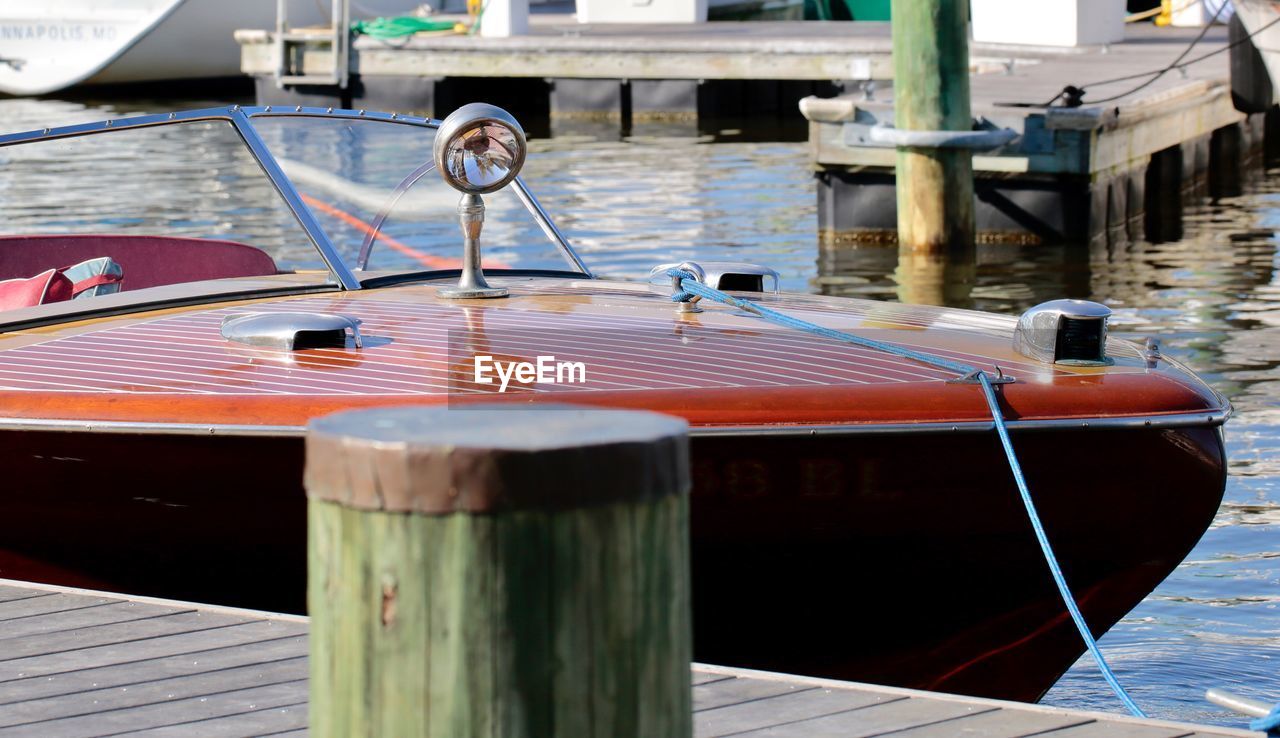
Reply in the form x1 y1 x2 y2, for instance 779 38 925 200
305 404 693 738
890 0 976 255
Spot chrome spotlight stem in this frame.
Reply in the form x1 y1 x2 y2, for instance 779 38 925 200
438 193 509 299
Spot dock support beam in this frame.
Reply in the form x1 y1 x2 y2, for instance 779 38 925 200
305 404 693 738
890 0 975 255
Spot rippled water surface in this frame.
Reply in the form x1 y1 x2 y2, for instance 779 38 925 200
3 95 1277 728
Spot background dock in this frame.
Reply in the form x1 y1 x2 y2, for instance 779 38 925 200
236 16 895 126
239 16 1204 130
0 579 1260 737
804 23 1269 246
237 17 1274 246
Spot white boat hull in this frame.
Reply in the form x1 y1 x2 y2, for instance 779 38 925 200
0 0 416 97
1233 0 1280 105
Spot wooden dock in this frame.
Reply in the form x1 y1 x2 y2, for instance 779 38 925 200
238 16 1226 128
803 23 1274 246
237 16 1275 245
236 16 898 121
0 579 1260 737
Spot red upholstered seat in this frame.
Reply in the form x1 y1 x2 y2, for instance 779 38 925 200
0 235 279 291
0 269 73 311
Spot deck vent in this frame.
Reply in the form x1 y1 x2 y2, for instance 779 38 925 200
1012 299 1111 366
221 312 363 351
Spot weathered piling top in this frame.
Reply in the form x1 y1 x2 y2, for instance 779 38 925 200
0 579 1260 737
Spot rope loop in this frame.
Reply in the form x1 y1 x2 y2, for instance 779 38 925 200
669 265 704 304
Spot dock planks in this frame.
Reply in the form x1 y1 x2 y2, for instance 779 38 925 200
805 24 1240 174
0 579 1260 737
236 17 899 83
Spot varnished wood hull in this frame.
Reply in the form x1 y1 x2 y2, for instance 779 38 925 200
0 422 1225 702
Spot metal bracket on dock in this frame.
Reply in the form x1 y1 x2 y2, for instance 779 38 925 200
844 114 1018 151
274 0 350 89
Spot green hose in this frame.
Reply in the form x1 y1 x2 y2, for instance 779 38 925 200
350 16 458 39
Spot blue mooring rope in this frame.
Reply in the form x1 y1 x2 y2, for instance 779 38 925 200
667 269 1147 718
668 273 976 375
976 371 1146 718
1252 704 1280 735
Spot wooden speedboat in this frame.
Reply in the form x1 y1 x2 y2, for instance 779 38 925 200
0 105 1228 702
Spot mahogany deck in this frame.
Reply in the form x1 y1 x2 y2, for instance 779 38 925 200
0 277 1222 429
0 579 1259 737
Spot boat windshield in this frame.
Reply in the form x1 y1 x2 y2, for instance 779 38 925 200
247 113 580 276
0 107 584 323
0 115 333 320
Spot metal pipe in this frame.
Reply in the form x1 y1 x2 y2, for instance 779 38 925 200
276 0 287 89
868 125 1016 150
336 0 350 89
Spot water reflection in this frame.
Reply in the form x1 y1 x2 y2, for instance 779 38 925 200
1033 183 1280 725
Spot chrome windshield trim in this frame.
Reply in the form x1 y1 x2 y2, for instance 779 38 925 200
0 407 1229 438
0 105 235 145
0 418 303 436
244 106 440 127
513 176 592 277
228 108 360 290
695 408 1231 436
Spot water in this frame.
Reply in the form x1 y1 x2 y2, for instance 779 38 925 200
3 95 1278 728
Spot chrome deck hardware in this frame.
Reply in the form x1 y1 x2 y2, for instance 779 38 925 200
947 367 1016 385
1013 299 1112 366
433 103 528 300
220 312 362 350
668 261 706 314
1143 337 1162 368
438 193 508 299
651 261 780 294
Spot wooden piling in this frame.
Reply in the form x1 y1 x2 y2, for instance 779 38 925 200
304 404 693 738
890 0 975 254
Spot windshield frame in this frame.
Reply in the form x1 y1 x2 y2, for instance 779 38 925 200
0 105 591 293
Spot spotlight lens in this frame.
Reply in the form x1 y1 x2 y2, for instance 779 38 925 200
442 123 521 191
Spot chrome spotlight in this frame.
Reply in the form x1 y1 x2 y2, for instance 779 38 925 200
432 103 528 299
1012 299 1112 366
